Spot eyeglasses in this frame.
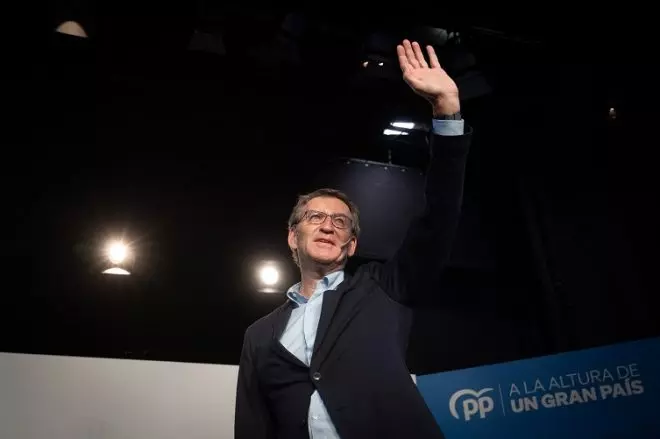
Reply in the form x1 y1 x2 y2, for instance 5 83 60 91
300 210 353 230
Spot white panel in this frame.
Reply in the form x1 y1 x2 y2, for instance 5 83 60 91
0 352 238 439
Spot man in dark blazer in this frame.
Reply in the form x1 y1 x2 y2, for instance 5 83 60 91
235 39 471 439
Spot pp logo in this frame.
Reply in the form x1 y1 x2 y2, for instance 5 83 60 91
448 388 495 421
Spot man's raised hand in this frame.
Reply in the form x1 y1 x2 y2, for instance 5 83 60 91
397 40 460 116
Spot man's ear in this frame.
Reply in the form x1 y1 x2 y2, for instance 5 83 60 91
347 236 358 258
287 227 298 251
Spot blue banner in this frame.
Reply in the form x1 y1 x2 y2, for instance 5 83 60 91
417 337 660 438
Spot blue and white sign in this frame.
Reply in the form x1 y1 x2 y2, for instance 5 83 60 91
417 337 660 438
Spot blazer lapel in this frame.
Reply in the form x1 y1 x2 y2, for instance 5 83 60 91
271 301 293 340
313 273 369 363
313 278 349 357
268 301 309 368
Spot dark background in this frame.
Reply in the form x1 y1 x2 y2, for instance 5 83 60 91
4 7 658 374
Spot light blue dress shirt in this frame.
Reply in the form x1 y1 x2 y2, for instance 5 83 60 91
279 119 464 438
280 270 345 438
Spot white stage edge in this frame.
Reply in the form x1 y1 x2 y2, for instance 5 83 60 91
0 352 239 439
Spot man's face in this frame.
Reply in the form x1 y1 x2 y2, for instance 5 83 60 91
288 196 357 268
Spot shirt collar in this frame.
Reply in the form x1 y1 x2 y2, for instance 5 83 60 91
286 270 344 306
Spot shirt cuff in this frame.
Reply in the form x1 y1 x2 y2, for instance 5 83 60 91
432 119 465 136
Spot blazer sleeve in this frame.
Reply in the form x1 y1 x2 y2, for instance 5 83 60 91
368 129 472 305
234 329 275 439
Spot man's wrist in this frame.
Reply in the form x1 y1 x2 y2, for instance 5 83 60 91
431 96 460 117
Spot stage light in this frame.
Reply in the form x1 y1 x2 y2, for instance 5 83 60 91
55 21 88 38
378 62 384 66
102 240 132 275
383 129 409 136
256 261 284 293
259 265 279 286
107 241 129 264
391 121 414 129
102 267 130 276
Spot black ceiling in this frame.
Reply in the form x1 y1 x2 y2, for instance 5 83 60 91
4 6 658 370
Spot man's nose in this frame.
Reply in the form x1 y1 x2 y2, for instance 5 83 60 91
319 218 335 231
